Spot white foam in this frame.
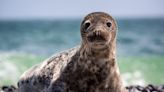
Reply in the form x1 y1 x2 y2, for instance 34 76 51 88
122 70 146 86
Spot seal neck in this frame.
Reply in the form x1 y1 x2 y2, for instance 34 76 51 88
78 40 127 92
80 40 116 60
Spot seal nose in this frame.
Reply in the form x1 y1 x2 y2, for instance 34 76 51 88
94 30 101 36
93 25 103 36
88 28 106 42
94 29 101 36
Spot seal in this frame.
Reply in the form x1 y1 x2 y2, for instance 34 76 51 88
18 12 127 92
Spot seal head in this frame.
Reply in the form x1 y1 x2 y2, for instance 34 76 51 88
81 12 117 50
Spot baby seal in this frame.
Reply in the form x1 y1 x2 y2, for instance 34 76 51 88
18 12 127 92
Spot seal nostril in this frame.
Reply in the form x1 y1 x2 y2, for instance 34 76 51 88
95 31 99 36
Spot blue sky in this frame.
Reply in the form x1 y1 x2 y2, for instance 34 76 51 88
0 0 164 19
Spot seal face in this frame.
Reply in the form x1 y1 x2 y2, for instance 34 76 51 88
81 12 117 50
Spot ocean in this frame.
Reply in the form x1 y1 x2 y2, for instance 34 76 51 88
0 18 164 86
0 18 164 56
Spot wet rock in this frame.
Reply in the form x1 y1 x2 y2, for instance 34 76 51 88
0 85 17 92
1 84 164 92
126 84 164 92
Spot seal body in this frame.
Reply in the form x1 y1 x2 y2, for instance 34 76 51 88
56 50 124 92
18 47 78 92
18 12 127 92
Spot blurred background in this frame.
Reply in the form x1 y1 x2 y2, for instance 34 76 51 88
0 0 164 86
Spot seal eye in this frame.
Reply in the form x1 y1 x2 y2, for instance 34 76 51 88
106 22 112 27
84 22 90 29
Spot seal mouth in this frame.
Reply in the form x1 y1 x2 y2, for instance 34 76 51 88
87 34 107 43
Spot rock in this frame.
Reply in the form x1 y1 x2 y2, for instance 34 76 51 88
126 84 164 92
0 85 17 92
